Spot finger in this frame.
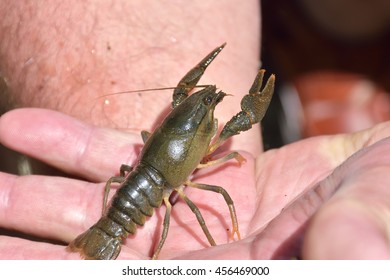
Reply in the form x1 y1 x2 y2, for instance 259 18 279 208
253 121 390 228
172 240 254 260
303 138 390 259
0 108 142 181
243 134 390 259
313 120 390 168
0 239 150 261
0 235 146 260
0 171 100 242
0 236 73 260
242 176 335 259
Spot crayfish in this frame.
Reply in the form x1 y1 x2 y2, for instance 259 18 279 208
68 43 275 259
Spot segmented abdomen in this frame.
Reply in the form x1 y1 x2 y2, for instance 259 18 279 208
68 162 165 260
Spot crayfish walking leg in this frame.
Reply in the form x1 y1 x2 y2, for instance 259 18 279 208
152 195 172 260
102 164 133 215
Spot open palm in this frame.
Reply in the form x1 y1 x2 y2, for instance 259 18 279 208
1 108 390 259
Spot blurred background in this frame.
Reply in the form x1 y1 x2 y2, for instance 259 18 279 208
261 0 390 150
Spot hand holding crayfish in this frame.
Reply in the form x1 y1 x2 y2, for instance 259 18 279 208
2 104 390 259
2 107 390 259
1 47 390 259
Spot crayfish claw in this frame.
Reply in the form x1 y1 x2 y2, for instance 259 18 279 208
172 43 226 108
217 70 275 144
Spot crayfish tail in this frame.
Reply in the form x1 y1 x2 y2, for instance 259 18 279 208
68 224 122 260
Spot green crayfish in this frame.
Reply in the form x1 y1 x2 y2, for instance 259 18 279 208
68 43 275 259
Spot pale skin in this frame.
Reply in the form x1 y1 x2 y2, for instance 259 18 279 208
1 1 390 259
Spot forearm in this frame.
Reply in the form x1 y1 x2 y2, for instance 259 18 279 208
0 0 261 151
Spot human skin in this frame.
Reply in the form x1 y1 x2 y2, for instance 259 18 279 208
0 0 261 154
1 1 390 259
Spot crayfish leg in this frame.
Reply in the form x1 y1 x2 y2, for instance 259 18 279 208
141 130 151 143
185 181 241 241
102 164 132 215
102 176 125 215
177 187 217 247
119 164 133 176
197 151 246 169
152 195 172 260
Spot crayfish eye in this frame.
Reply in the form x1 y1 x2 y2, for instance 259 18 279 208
203 95 213 105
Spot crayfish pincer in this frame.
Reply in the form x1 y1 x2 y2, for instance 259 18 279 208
68 43 275 260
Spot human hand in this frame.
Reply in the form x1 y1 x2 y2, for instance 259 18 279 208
1 108 390 259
